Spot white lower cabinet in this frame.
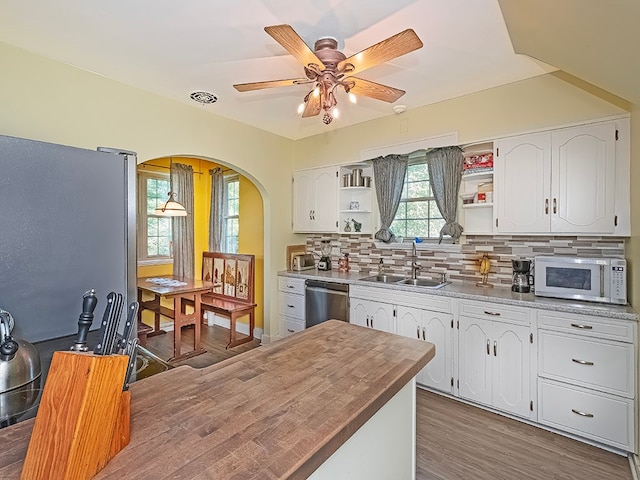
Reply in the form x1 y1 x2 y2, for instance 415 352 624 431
537 311 636 452
457 301 533 419
396 306 453 393
278 277 306 338
349 297 394 333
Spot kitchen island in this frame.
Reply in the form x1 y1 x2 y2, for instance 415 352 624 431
0 320 434 479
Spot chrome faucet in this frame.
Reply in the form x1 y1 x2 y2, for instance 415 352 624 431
411 241 421 280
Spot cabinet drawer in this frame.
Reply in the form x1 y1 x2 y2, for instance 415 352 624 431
282 316 305 337
539 331 634 398
278 276 306 295
538 311 636 343
539 379 634 451
459 300 530 325
279 292 305 320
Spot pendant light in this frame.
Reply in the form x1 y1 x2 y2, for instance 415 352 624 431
154 191 187 217
153 157 188 217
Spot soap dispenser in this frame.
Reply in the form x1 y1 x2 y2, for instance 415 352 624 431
378 258 386 276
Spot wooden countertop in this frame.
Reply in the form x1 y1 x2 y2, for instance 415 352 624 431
0 320 434 479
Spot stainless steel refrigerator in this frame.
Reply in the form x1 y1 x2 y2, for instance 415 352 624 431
0 134 136 342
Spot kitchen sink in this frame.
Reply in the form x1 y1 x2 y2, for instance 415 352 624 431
398 278 450 289
359 274 407 283
359 275 450 289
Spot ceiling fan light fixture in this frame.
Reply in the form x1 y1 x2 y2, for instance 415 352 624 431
297 102 306 114
332 107 340 118
313 86 320 98
348 92 357 104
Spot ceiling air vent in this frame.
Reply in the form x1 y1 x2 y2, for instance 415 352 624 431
190 91 218 104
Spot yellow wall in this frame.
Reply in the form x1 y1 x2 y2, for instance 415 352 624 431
294 74 627 169
137 158 266 330
0 41 298 341
239 177 265 329
1 41 637 340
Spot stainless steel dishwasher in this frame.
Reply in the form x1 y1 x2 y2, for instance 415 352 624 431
304 279 349 328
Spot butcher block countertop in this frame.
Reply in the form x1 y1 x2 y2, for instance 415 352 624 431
0 320 434 479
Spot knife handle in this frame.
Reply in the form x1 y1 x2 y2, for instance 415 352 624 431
71 289 98 352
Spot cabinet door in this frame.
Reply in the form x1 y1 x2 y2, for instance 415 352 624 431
495 132 552 233
349 298 371 328
292 170 315 232
312 167 339 232
421 310 453 393
492 322 531 418
551 122 616 233
458 316 492 406
369 302 394 333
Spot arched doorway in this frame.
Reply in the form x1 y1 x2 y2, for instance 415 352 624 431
136 155 265 365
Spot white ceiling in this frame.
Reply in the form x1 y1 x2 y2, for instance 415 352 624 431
0 0 555 140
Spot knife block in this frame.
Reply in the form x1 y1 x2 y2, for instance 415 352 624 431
21 351 130 480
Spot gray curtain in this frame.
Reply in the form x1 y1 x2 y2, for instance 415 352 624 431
425 146 465 242
372 154 409 243
171 162 195 278
209 167 224 252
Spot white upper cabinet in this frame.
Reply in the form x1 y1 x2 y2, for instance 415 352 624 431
292 166 339 233
494 132 552 233
551 123 616 233
494 119 624 235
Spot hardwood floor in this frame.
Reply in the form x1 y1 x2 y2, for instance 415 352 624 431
416 388 632 480
144 323 261 369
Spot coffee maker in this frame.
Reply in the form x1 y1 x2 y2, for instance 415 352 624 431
317 240 332 271
512 259 533 293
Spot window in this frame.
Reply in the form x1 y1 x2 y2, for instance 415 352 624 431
223 176 239 253
137 171 173 262
391 162 447 240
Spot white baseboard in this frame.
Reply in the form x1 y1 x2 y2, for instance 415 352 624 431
205 312 262 340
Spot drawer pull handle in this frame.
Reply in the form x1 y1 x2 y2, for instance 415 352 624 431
570 323 593 330
486 340 490 355
287 285 295 289
287 304 295 308
571 409 594 418
484 311 501 316
416 326 420 339
422 327 426 341
572 358 594 366
287 328 295 333
493 341 497 357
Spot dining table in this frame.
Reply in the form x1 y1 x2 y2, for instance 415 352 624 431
137 276 212 362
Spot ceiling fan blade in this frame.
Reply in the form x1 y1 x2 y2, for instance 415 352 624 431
302 92 322 117
349 77 406 103
234 78 312 92
338 29 423 77
264 24 324 70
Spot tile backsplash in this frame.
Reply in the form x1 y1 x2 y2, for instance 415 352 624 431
306 234 626 288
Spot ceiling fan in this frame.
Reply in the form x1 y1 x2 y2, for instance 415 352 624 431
233 25 423 124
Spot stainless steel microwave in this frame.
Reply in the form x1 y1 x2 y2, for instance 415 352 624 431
534 256 627 305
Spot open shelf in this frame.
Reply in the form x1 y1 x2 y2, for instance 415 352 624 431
462 202 493 209
462 170 493 181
